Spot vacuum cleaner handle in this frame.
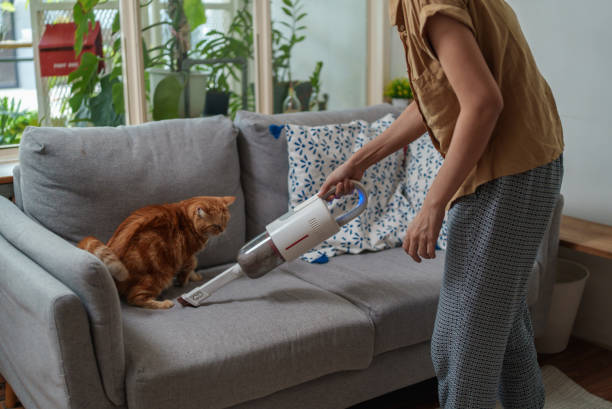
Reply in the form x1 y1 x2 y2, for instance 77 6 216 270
320 180 369 227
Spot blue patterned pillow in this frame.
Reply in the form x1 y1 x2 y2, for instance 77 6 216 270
286 114 414 262
404 133 449 249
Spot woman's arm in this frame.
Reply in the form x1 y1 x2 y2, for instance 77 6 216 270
404 13 504 262
318 101 426 198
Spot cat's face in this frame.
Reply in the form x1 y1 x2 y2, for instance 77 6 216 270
184 196 236 238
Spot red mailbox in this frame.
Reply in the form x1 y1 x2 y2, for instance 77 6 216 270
38 22 104 77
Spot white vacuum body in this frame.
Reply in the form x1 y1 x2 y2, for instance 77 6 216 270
178 181 368 307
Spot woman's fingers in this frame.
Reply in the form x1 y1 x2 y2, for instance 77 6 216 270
408 233 421 263
418 235 429 259
427 238 436 259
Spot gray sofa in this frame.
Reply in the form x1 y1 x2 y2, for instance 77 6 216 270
0 104 563 409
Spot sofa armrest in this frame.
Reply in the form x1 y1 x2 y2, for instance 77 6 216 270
0 234 115 409
0 196 125 405
530 194 564 338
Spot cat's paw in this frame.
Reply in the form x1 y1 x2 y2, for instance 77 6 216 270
158 300 175 309
190 272 204 282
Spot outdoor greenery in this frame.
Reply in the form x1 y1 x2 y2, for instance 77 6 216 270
0 97 38 146
384 77 413 100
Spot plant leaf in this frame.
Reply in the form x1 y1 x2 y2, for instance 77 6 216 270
153 74 183 120
183 0 207 31
112 11 120 35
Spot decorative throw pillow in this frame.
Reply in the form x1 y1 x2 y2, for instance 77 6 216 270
403 133 449 249
286 114 413 262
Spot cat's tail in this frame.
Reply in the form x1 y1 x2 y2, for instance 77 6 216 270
78 236 130 281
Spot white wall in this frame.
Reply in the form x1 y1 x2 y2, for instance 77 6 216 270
506 0 612 226
271 0 367 110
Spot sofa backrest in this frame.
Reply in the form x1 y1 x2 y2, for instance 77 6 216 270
234 104 403 239
18 116 245 269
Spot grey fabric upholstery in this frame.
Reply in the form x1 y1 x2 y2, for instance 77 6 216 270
235 104 403 239
18 116 245 269
121 266 374 409
0 196 125 406
284 247 444 355
531 194 564 338
11 165 22 210
229 341 434 409
0 232 117 409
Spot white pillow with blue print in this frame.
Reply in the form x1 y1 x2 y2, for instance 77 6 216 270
286 113 413 263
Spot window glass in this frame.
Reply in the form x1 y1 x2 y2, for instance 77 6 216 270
269 0 367 113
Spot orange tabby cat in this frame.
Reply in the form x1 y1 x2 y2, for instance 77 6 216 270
78 196 235 309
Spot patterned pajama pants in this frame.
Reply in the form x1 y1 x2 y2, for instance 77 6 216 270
431 154 563 409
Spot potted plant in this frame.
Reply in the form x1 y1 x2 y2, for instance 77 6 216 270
148 0 208 120
194 0 253 117
384 77 413 108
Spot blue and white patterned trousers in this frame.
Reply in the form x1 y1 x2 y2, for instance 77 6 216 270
432 154 563 409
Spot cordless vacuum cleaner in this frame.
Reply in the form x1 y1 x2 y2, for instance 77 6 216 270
178 180 368 307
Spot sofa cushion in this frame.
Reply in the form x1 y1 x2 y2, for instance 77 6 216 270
121 266 374 409
234 104 403 239
283 248 444 355
283 247 542 356
18 117 245 268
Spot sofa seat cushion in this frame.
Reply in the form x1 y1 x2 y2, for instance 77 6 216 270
283 247 542 357
283 248 445 356
121 266 374 409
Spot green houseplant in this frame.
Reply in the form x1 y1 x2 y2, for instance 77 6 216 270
194 0 254 117
148 0 208 120
384 77 413 108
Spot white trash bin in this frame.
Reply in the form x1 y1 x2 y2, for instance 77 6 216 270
535 258 590 354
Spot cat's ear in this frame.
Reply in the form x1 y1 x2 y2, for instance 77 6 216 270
223 196 236 206
197 207 208 218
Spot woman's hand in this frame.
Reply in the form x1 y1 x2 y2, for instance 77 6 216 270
318 159 365 200
403 202 445 262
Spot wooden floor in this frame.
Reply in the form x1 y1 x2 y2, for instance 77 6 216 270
0 338 610 409
350 337 612 409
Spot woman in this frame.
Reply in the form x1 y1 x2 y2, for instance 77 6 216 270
319 0 563 408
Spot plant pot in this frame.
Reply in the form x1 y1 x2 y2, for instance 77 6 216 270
535 259 590 354
204 90 230 116
391 98 412 108
148 69 208 118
